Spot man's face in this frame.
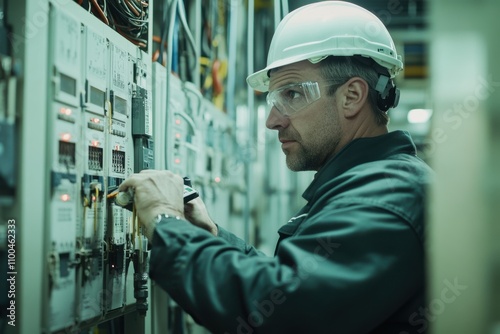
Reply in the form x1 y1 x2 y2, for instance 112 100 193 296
266 60 343 171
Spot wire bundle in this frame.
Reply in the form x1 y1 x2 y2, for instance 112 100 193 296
76 0 149 49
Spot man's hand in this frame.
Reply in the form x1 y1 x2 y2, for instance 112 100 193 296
118 170 185 239
184 197 218 236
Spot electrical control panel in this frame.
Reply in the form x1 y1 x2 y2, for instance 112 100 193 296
43 3 153 332
47 7 82 331
12 0 250 333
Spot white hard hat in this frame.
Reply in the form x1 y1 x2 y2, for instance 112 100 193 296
247 1 403 92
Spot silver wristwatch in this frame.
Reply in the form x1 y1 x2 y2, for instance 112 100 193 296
153 213 181 224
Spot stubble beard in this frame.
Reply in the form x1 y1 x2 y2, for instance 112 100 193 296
285 146 317 171
285 137 341 171
285 115 342 172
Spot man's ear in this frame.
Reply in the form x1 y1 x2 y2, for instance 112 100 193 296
340 77 370 118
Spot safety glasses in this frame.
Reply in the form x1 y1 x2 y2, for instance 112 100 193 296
266 81 332 116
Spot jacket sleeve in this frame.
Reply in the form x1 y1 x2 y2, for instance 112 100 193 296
216 224 267 257
148 201 424 334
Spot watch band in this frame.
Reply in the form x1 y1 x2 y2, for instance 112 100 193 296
153 213 181 225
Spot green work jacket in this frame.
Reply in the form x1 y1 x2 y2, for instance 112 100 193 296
150 130 433 334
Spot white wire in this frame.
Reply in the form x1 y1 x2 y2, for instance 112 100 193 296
165 0 179 169
245 0 255 243
282 0 289 17
177 0 199 76
174 109 197 134
274 0 281 29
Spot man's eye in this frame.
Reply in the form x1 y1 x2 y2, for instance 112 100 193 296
282 89 303 101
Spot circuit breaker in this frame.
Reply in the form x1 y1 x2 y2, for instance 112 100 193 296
132 59 154 172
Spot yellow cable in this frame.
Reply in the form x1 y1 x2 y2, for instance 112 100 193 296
199 57 210 66
82 198 88 249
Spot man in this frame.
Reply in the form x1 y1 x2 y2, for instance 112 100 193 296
119 2 433 333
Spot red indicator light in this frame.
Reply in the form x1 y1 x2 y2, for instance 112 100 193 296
174 158 181 164
60 194 71 202
60 107 72 115
114 145 120 150
175 133 181 139
91 118 100 124
175 119 181 125
61 133 72 141
91 140 100 147
214 177 221 183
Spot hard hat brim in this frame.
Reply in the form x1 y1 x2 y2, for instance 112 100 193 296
246 67 270 92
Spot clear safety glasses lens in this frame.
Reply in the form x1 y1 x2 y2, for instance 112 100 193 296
266 81 321 115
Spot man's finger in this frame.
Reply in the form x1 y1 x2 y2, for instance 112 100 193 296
118 176 136 192
139 169 157 174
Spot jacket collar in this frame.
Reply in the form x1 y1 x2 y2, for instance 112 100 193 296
302 130 417 201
